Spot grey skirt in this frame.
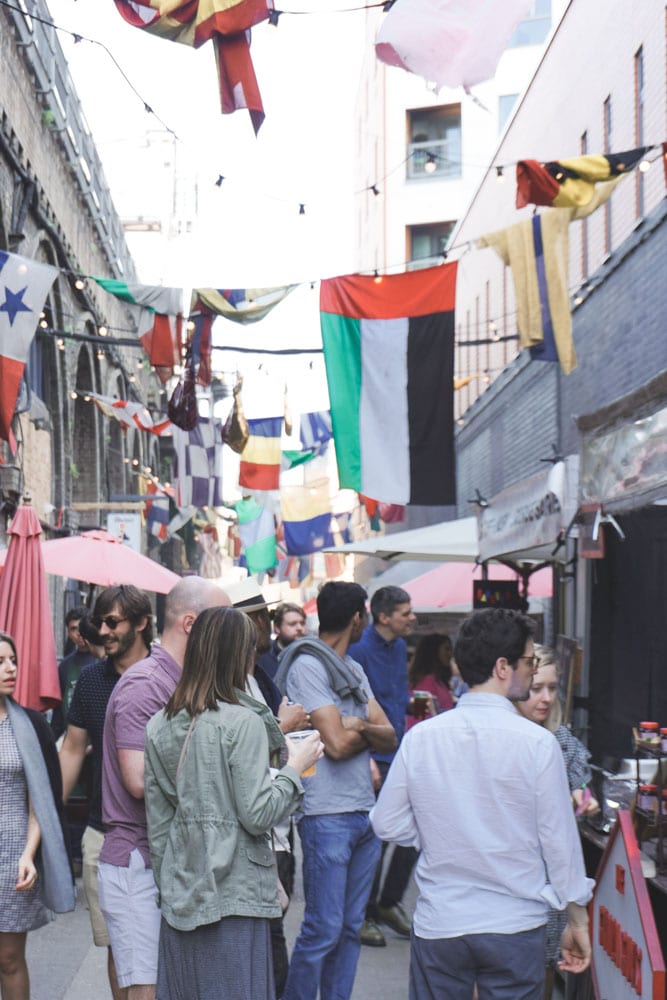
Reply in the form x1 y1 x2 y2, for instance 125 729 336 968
157 915 275 1000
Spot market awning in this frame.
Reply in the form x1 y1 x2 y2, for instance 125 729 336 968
403 561 553 612
328 516 479 562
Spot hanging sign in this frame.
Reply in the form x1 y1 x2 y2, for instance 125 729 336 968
591 811 665 999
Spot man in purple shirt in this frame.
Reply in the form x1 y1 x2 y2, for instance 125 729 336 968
98 577 230 1000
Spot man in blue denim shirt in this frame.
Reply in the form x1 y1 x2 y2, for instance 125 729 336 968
348 585 417 947
280 582 396 1000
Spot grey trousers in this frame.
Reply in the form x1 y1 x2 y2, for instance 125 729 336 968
409 924 547 1000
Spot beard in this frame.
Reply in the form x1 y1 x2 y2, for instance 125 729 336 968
106 624 139 663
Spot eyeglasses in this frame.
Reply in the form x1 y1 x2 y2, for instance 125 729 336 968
91 615 128 631
519 655 539 669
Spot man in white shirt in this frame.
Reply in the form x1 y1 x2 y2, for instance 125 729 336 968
371 608 594 1000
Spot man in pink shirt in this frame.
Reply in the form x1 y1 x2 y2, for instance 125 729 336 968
98 576 230 1000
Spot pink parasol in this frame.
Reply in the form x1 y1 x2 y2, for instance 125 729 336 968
0 497 60 710
403 562 552 611
0 528 179 594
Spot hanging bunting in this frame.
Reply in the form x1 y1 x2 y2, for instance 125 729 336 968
239 416 283 490
87 391 172 435
92 278 183 383
516 147 652 209
320 263 458 506
190 284 296 325
0 250 58 442
113 0 272 134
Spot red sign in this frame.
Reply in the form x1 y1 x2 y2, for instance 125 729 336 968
591 811 665 999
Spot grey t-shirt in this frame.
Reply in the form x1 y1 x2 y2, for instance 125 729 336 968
285 652 375 816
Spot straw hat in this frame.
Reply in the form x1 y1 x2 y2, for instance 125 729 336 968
224 577 271 614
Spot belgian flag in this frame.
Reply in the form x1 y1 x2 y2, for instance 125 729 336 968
516 147 651 209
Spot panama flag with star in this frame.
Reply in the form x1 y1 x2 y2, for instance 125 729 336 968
0 250 58 441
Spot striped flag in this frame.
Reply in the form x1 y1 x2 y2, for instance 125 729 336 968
239 416 282 490
280 479 332 555
234 496 277 574
144 481 171 542
320 264 458 506
516 147 651 209
93 278 183 382
113 0 272 133
86 392 172 435
0 251 57 441
190 284 296 324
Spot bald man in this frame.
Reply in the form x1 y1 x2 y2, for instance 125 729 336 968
98 577 230 1000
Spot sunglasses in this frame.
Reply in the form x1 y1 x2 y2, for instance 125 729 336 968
91 615 128 631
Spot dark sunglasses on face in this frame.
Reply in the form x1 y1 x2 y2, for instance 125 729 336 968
91 615 128 631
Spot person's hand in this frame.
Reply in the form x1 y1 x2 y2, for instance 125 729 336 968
286 731 324 774
277 696 310 734
573 787 600 817
341 714 364 732
370 757 382 791
559 923 591 974
15 854 38 891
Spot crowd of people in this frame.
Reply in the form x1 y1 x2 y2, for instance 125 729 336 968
0 575 598 1000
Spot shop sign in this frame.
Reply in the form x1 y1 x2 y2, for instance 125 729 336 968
591 811 665 999
106 512 142 553
477 458 577 563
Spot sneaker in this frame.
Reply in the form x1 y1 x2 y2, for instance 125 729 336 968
377 903 411 937
359 918 387 947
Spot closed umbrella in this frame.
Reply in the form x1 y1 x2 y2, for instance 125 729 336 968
0 497 60 710
0 528 180 594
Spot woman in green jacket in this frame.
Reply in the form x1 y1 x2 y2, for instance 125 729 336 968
145 606 322 1000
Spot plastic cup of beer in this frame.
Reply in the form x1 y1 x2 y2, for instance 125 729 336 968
289 729 317 777
412 691 430 721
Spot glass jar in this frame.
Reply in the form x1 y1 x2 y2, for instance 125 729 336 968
661 728 667 753
639 721 660 743
638 784 657 810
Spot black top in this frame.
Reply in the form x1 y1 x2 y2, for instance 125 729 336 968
67 657 121 830
258 640 282 680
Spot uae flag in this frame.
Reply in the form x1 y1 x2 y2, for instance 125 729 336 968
320 263 457 506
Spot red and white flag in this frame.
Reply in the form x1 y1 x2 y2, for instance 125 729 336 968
0 251 57 441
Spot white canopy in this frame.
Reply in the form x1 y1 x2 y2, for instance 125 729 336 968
330 516 480 562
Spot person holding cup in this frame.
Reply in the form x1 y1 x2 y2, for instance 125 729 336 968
144 606 323 1000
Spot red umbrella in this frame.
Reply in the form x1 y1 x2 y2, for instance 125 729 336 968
0 498 60 710
0 528 180 594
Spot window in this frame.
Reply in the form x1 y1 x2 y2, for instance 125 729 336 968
407 106 461 179
508 0 551 46
407 222 456 268
498 94 519 134
634 47 644 218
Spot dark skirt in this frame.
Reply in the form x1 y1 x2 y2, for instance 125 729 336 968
157 914 275 1000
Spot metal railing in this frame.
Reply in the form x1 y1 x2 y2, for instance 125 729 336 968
4 0 135 279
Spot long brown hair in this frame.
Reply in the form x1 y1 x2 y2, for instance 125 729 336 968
409 633 453 688
165 606 255 718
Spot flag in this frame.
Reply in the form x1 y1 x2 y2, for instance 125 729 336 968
375 0 533 89
234 496 277 574
320 263 458 506
113 0 272 133
190 284 295 324
144 481 171 542
86 392 172 435
0 251 57 441
239 416 282 490
478 180 621 374
280 479 332 555
516 147 651 209
300 410 333 456
282 449 317 471
172 417 224 508
92 278 183 381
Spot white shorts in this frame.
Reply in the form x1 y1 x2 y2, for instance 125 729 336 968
98 848 161 988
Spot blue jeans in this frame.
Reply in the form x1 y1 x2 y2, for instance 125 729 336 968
283 812 380 1000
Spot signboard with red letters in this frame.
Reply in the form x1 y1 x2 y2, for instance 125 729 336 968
591 811 665 999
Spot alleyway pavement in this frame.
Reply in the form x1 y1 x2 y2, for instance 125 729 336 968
26 844 415 999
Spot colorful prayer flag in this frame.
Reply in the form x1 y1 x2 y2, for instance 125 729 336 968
190 284 296 324
113 0 271 133
320 264 458 506
172 417 224 508
280 479 332 555
516 148 651 209
239 416 282 490
92 278 183 382
234 496 277 574
0 251 57 441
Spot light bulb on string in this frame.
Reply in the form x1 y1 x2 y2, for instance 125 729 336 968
638 159 651 173
424 153 437 174
496 166 504 182
373 270 383 284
